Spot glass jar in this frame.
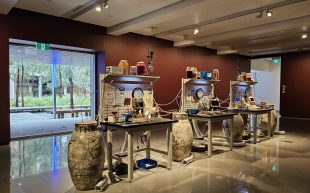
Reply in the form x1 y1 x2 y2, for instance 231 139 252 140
118 60 129 75
130 66 137 75
192 67 198 79
136 61 147 75
186 67 194 78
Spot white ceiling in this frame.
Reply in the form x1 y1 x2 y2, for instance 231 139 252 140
1 0 310 56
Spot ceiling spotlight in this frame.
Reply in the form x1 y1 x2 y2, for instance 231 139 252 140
301 34 308 39
95 5 102 12
266 10 272 17
194 27 199 35
103 0 108 8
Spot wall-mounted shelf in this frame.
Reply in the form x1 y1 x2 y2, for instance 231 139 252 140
101 74 160 83
231 81 258 86
184 78 220 85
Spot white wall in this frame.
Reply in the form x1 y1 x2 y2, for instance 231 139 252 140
251 58 281 111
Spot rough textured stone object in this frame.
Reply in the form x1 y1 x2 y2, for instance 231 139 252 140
68 121 105 191
223 114 245 142
172 119 193 161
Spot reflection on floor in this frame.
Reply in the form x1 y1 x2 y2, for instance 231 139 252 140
10 112 91 139
10 136 70 179
2 117 310 193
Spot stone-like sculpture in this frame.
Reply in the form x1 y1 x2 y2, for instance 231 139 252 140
259 109 277 135
68 121 105 191
223 113 245 142
172 113 193 161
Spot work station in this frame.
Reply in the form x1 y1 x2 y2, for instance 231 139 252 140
0 1 310 193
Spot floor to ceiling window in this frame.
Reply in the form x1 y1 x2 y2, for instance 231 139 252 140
9 41 95 139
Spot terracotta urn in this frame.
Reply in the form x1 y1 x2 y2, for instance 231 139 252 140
172 113 193 161
259 109 277 135
68 121 105 191
222 113 245 142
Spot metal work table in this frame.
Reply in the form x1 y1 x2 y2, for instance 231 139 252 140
238 108 273 144
188 112 237 157
101 118 177 182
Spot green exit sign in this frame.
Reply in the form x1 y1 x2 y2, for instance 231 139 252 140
36 42 50 50
272 58 281 64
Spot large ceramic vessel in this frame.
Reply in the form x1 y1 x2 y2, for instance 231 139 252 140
68 121 105 191
222 113 245 142
259 109 277 135
172 113 193 161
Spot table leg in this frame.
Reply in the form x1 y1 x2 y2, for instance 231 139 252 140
208 121 212 157
107 129 113 174
253 115 258 144
146 131 151 159
268 111 271 139
128 132 133 182
229 118 233 151
167 127 172 170
192 119 203 138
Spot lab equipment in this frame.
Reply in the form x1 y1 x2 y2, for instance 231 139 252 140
213 69 219 80
136 61 147 75
118 60 129 75
106 66 123 75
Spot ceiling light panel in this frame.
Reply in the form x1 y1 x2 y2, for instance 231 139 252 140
160 1 310 42
15 0 88 17
76 0 181 27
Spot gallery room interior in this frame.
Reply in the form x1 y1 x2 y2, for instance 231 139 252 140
0 1 310 193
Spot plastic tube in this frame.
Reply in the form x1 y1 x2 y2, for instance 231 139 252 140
182 154 194 165
94 177 108 192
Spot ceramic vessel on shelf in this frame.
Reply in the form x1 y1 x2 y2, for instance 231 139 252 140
186 67 194 78
213 69 219 80
172 113 193 161
118 60 129 75
136 61 147 75
68 121 105 191
130 66 137 75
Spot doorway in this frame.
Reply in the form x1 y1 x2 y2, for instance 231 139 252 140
251 57 281 112
9 41 95 139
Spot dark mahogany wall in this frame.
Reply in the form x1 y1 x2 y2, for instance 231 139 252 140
7 9 106 51
0 15 10 145
104 34 238 111
280 51 310 118
0 9 246 144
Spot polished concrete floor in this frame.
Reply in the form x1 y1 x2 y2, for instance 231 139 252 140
1 117 310 193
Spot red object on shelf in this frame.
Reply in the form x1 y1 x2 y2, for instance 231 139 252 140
136 61 147 75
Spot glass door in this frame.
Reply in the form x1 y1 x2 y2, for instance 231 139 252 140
54 51 94 120
10 43 95 139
